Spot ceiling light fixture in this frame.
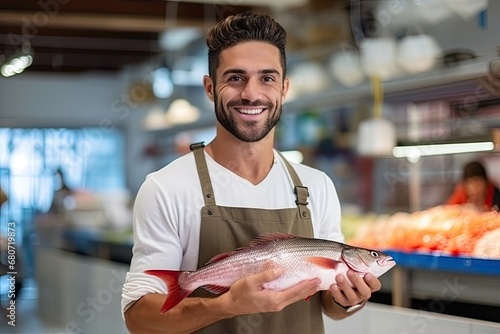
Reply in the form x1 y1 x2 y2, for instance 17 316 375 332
1 55 33 77
165 99 200 125
159 27 203 51
142 105 170 130
356 76 397 156
392 141 494 162
152 67 174 99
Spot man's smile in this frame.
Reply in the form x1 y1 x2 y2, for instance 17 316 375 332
236 108 266 115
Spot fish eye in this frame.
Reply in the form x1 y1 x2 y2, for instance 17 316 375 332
370 251 379 257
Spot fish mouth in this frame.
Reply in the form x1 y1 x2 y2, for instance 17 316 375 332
377 257 396 267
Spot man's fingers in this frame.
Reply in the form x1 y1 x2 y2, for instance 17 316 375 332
335 274 359 303
330 283 349 305
364 273 382 292
347 271 379 299
251 267 284 285
331 271 381 306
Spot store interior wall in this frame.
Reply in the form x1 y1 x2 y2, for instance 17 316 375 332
0 72 126 127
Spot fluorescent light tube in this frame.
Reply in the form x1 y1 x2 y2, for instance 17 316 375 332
393 141 494 158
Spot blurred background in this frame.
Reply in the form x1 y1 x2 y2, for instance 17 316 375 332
0 0 499 333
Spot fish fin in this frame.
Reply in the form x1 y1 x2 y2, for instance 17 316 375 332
144 270 192 313
249 232 297 246
205 251 236 265
203 284 230 295
306 257 342 270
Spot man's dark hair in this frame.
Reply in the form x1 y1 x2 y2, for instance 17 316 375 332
205 11 287 81
463 161 488 180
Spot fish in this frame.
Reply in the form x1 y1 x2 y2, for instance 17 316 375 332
145 233 396 313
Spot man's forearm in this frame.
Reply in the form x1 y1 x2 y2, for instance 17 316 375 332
125 293 234 334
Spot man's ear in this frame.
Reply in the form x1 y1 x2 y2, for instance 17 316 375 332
282 77 290 101
203 75 214 101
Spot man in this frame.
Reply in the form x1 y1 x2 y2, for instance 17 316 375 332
446 160 500 211
122 12 381 333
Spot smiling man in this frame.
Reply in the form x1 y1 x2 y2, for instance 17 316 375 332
122 12 382 334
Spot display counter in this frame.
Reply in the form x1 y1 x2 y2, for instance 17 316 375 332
61 227 133 264
343 205 500 322
37 225 500 327
387 250 500 276
383 250 500 316
35 246 129 334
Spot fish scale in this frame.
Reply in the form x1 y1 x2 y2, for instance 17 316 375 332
145 232 396 313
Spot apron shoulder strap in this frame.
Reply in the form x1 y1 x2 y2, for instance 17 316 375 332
276 151 310 218
190 142 216 206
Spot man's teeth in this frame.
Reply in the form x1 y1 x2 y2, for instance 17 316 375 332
239 108 264 115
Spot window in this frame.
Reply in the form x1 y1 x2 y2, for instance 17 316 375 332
0 127 126 244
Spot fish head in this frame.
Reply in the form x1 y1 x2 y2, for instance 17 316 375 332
341 247 396 277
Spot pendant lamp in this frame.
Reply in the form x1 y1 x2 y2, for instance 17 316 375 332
356 76 397 156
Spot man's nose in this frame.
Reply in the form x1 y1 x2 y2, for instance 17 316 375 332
240 78 261 101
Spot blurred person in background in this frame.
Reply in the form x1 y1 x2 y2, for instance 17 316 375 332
49 168 73 214
446 160 500 211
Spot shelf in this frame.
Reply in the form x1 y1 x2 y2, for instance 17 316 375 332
385 250 500 277
284 60 496 112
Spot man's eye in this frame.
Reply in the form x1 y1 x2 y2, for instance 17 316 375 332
263 76 276 82
229 76 243 81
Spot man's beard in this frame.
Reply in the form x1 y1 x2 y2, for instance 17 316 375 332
213 94 282 143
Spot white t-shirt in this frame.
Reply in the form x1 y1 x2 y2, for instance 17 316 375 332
121 150 343 316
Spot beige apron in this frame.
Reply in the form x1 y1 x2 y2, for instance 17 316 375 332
189 142 324 334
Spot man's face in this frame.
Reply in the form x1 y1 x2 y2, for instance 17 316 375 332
203 41 289 143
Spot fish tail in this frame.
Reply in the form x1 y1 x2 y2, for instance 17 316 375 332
145 269 192 313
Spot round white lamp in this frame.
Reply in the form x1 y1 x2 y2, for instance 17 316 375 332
328 51 365 87
360 37 401 81
356 76 397 156
397 34 443 74
165 99 200 125
288 61 331 95
357 117 397 156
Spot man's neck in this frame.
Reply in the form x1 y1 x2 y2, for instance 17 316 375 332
205 135 275 185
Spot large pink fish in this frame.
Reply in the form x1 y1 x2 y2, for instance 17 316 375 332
145 233 396 313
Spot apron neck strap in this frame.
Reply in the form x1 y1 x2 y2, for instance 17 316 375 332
276 151 310 216
190 142 216 206
191 144 309 212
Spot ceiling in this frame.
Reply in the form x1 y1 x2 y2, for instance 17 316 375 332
0 0 266 73
0 0 351 74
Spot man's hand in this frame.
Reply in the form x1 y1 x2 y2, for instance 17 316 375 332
330 270 381 308
220 268 321 316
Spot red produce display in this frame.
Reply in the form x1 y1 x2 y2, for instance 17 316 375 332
347 205 500 259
